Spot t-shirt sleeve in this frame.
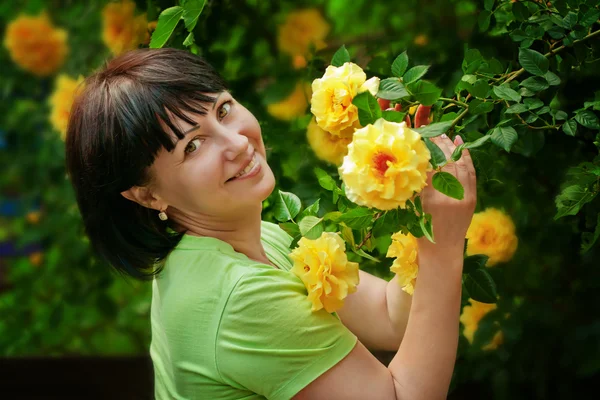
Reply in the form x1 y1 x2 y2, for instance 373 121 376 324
215 269 358 400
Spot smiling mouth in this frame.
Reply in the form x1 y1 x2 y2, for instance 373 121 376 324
226 154 257 182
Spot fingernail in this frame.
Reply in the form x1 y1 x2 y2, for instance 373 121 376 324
456 135 464 145
441 134 448 139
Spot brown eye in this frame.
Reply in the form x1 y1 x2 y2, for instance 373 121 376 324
184 138 203 154
218 101 232 120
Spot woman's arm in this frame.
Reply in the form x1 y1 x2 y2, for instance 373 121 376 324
336 269 411 352
293 134 476 400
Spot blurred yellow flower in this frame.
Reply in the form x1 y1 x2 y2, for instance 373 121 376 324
277 9 330 58
482 331 504 351
49 74 85 140
460 299 503 349
3 12 68 77
414 34 429 46
289 232 360 313
26 211 42 225
306 118 351 165
386 231 418 295
102 0 148 55
466 208 518 266
267 82 311 121
144 20 158 45
29 252 44 267
311 62 380 137
339 119 431 210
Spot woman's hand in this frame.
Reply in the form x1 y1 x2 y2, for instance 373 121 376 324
418 134 477 259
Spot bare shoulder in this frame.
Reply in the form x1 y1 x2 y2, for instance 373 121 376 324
292 340 397 400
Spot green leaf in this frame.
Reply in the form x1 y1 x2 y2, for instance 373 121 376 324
463 254 490 274
451 135 491 161
478 10 492 31
403 65 430 84
279 222 300 238
518 48 549 77
377 78 409 100
470 79 491 99
493 85 521 102
510 29 529 42
182 32 195 46
182 0 206 32
580 8 600 27
554 185 597 219
353 91 382 126
331 45 351 67
432 172 465 200
314 168 337 191
470 99 495 114
575 110 600 129
273 190 302 221
490 126 518 152
299 199 320 219
298 216 324 239
464 269 498 303
562 11 578 29
554 110 568 120
414 121 453 138
337 207 373 229
524 98 544 110
562 120 577 136
382 110 407 123
353 248 380 263
391 51 409 77
407 80 442 106
462 49 483 74
484 0 495 11
520 76 550 92
505 103 529 114
544 71 561 86
581 214 600 253
149 6 184 49
424 138 447 168
419 213 435 243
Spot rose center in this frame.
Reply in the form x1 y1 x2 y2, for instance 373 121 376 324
372 152 397 176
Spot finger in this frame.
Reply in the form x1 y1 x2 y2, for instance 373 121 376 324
431 134 455 160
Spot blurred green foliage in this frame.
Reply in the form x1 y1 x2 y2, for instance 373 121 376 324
1 0 599 398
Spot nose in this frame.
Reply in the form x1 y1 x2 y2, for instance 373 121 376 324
222 127 250 161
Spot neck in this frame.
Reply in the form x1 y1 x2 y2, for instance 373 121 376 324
169 206 274 267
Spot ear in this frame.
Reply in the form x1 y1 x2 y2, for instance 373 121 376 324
120 186 168 211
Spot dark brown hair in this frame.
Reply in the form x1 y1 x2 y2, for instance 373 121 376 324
65 48 228 279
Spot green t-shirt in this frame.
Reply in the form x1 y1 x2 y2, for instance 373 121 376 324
150 221 358 400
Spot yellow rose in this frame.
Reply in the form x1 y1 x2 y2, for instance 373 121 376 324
311 62 380 137
386 231 418 295
267 82 311 121
49 74 85 140
289 232 360 313
102 0 148 56
460 299 503 350
3 12 68 77
306 118 351 165
466 208 518 266
339 118 432 210
277 9 330 58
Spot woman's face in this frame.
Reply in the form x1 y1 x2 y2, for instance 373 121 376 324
149 91 276 220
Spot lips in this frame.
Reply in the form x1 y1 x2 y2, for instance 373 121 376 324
226 153 256 182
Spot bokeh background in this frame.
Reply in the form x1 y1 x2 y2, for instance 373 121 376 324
1 0 599 399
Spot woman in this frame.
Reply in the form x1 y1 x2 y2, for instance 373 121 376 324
66 48 476 399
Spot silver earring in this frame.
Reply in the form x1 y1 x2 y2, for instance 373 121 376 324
158 210 168 221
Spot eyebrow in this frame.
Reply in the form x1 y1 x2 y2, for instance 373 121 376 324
181 92 225 136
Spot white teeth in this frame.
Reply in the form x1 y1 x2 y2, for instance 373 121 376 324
235 155 256 178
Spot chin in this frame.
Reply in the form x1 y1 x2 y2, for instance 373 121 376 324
259 165 276 201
